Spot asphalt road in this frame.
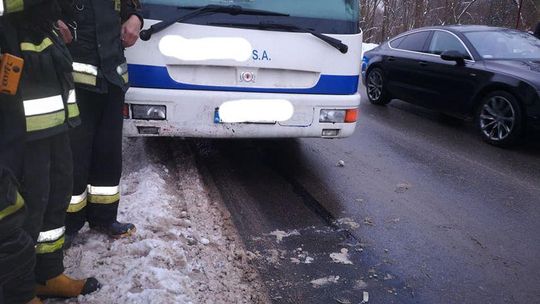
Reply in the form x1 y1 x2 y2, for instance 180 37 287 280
191 90 540 304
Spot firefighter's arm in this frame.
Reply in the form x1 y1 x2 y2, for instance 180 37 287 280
121 0 143 28
56 0 74 22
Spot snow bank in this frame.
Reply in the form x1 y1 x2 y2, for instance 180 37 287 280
362 43 379 54
51 138 268 304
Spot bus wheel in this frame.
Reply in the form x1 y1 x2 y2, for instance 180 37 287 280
366 68 391 105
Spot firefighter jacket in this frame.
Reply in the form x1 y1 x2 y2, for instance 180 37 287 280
62 0 142 93
1 0 67 284
18 28 80 140
0 0 52 14
6 1 81 141
0 14 25 156
0 11 26 258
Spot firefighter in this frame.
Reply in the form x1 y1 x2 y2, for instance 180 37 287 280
59 0 142 243
1 0 97 302
0 9 37 304
10 1 100 298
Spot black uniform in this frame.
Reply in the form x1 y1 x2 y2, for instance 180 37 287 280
0 169 35 304
0 1 68 302
0 20 35 299
63 0 141 236
11 0 82 284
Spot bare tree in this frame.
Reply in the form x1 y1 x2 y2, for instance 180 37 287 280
360 0 539 43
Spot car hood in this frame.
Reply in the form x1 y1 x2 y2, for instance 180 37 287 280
484 59 540 89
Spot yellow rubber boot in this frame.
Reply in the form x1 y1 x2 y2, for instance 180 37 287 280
36 274 101 298
26 297 43 304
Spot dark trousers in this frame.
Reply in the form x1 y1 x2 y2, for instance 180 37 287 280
21 132 72 283
0 171 35 304
0 266 35 304
0 95 36 303
66 84 124 234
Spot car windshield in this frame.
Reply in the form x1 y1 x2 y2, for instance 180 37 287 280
141 0 360 34
465 30 540 60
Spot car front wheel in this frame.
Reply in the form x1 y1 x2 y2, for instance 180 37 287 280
366 68 391 105
477 91 523 147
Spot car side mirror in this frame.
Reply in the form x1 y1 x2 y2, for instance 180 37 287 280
441 50 466 65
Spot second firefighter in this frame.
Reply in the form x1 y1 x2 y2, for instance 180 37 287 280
60 0 143 243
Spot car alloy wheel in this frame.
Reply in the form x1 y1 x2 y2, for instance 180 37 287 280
367 70 383 101
479 95 516 142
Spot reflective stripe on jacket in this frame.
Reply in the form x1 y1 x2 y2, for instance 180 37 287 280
0 0 48 15
18 29 80 140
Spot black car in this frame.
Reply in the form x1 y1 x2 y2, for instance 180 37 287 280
362 25 540 146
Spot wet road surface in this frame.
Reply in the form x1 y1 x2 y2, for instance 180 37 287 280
190 94 540 303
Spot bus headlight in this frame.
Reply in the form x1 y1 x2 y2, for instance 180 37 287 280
319 109 346 123
132 105 167 120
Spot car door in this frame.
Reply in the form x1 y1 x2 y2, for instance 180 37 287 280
383 30 434 106
416 30 482 114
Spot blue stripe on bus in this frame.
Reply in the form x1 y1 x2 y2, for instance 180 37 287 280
128 64 359 95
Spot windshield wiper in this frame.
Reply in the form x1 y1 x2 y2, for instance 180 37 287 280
209 21 348 54
140 5 289 41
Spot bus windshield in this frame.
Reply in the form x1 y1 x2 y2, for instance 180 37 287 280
141 0 361 34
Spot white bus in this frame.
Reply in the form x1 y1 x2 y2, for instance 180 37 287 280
124 0 362 138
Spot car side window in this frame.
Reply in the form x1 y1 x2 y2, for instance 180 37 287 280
428 31 471 59
389 36 405 48
395 31 430 52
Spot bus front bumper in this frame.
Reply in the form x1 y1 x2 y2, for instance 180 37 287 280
123 87 361 139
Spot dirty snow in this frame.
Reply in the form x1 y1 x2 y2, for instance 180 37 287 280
49 138 268 304
268 229 300 243
354 279 368 290
289 248 314 265
362 43 379 54
263 249 287 265
336 218 360 230
292 247 314 264
329 248 353 265
310 276 340 288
